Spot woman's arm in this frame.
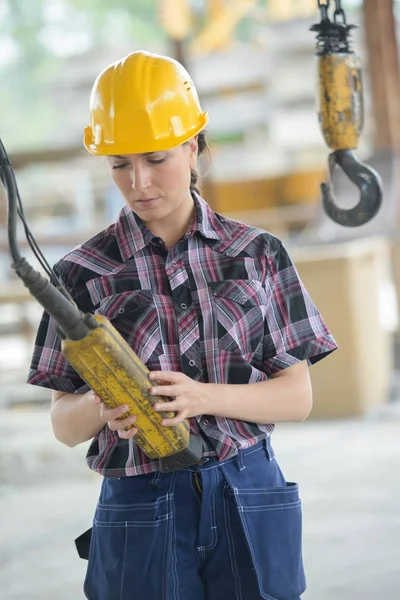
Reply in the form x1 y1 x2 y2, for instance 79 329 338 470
50 390 137 447
150 360 313 427
51 360 311 446
50 390 105 447
50 390 137 448
205 361 312 424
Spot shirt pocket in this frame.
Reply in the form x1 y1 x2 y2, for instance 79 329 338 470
94 290 163 364
208 279 267 355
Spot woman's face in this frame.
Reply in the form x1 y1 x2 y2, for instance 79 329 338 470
107 138 198 224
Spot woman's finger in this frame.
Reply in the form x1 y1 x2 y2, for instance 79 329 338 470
160 412 186 427
92 391 102 404
149 371 184 383
100 403 129 423
153 400 180 412
117 426 138 439
150 384 180 397
107 414 137 432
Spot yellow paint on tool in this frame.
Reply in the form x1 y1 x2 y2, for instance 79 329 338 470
62 314 190 460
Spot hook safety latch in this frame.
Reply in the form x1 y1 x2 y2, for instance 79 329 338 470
321 149 383 227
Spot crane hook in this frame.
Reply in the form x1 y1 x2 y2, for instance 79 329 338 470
321 149 383 227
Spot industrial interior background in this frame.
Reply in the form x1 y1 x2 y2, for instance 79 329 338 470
0 1 399 599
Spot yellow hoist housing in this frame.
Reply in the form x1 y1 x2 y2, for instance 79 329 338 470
317 52 364 151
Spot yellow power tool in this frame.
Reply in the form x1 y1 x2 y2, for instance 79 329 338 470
311 0 383 227
0 139 202 472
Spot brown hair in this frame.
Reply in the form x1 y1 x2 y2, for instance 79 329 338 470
190 131 208 195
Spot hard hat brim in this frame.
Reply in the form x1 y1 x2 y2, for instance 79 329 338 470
84 113 209 156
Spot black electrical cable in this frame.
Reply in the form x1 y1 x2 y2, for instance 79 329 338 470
0 137 94 340
1 156 21 266
0 138 70 293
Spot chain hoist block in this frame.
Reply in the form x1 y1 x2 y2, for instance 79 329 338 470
310 0 383 227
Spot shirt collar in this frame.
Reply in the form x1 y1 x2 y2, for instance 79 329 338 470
115 192 231 261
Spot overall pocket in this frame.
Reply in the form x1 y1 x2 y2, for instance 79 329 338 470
84 493 173 600
232 482 306 600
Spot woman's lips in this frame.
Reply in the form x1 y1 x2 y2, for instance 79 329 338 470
136 197 159 207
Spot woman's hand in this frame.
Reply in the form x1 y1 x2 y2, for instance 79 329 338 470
92 393 138 439
149 371 211 426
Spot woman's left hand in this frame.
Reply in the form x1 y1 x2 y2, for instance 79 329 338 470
149 371 211 426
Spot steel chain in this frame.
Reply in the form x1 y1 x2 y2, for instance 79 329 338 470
317 0 347 23
317 0 330 22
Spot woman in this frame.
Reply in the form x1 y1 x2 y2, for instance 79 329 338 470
28 50 338 600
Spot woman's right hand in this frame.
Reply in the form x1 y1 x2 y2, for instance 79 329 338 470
92 393 138 439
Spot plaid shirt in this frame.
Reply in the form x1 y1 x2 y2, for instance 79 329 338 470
28 193 337 476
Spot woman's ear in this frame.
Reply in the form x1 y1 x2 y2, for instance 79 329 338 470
188 136 199 170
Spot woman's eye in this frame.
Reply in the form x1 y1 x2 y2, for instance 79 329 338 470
112 163 129 170
148 158 166 165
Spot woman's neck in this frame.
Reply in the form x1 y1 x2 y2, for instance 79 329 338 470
148 193 195 251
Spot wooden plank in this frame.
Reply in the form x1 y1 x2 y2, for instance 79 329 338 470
203 169 325 213
223 203 317 227
0 230 98 252
9 146 85 170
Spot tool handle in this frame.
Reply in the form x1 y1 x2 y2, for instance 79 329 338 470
62 314 191 460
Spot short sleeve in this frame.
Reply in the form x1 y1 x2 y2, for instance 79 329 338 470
262 240 338 375
26 262 88 393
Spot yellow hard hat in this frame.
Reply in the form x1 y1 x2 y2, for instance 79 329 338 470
84 50 208 155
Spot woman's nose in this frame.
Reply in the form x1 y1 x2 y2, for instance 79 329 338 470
131 164 151 191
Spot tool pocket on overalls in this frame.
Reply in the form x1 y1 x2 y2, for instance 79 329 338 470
83 494 173 600
232 482 306 600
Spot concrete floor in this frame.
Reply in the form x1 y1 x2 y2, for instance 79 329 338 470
0 408 399 600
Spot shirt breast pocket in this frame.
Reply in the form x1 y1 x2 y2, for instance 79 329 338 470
94 290 163 364
209 280 267 355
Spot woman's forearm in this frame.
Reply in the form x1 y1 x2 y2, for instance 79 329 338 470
51 390 105 447
205 362 313 424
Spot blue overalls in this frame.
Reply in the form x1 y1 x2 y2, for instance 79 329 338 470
83 438 306 600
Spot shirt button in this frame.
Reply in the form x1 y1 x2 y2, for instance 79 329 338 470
203 419 209 425
181 303 188 309
172 261 177 267
241 296 248 302
118 308 125 314
189 359 196 367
